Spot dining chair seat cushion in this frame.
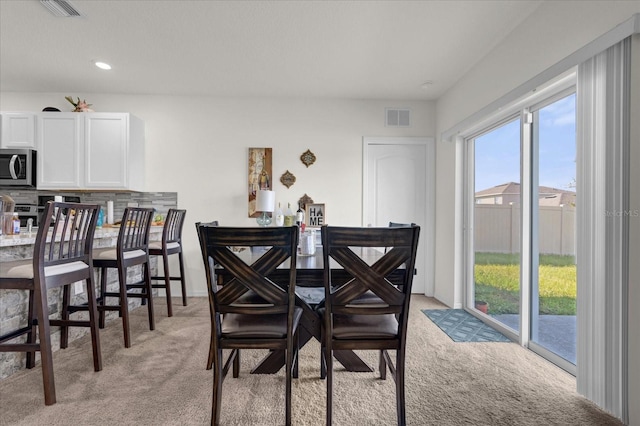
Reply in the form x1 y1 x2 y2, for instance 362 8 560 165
93 248 147 261
344 290 386 306
1 260 89 280
318 308 398 339
221 307 302 338
148 241 181 251
0 260 32 278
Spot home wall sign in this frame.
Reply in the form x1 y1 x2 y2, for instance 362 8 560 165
306 203 325 228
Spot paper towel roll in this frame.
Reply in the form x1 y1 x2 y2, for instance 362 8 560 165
107 201 114 224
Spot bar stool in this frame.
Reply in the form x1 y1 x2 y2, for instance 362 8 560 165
0 201 102 405
92 207 155 348
149 209 187 317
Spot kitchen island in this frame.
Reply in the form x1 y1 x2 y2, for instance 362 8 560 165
0 225 164 380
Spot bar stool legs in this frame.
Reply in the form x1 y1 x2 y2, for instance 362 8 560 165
93 261 155 349
149 209 188 316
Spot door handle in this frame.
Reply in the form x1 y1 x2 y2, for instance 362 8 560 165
9 155 21 179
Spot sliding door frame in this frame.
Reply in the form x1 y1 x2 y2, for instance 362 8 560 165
462 72 577 372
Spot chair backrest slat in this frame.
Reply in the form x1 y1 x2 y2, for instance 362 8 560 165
35 201 100 269
164 209 186 244
117 207 154 254
322 225 420 315
197 225 298 316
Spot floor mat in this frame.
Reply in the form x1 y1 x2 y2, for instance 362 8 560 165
422 309 511 342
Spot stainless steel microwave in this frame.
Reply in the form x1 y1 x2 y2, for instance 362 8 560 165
0 149 37 187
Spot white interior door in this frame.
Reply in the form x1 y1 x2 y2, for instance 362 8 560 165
363 137 435 295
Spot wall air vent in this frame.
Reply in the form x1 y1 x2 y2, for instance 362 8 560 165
40 0 84 17
385 108 411 127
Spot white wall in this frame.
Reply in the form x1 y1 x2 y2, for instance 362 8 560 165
0 93 435 299
434 3 640 424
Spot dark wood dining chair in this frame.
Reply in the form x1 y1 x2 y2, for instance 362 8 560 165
320 224 420 426
0 201 102 405
91 207 155 348
196 225 301 426
195 220 219 371
385 222 416 253
149 208 187 316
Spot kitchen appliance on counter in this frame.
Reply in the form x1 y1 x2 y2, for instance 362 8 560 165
37 195 81 226
15 204 39 227
0 149 37 187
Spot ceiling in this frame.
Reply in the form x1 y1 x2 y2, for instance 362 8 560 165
0 0 542 101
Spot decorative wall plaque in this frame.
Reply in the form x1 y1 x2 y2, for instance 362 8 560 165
298 194 314 209
300 149 316 168
280 170 296 188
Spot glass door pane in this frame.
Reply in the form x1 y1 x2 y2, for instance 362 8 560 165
532 93 577 364
473 117 521 332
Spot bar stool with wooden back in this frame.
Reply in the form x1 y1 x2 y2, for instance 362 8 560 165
149 209 187 316
0 201 102 405
92 207 155 348
320 224 420 425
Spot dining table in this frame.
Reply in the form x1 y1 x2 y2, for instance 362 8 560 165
215 244 408 375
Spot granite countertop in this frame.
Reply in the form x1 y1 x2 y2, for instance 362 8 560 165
0 225 164 248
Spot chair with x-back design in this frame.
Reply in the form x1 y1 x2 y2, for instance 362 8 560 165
197 225 301 426
320 225 420 426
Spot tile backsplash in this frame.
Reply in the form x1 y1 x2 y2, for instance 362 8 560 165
0 189 177 220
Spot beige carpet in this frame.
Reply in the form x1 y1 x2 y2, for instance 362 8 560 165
0 296 622 426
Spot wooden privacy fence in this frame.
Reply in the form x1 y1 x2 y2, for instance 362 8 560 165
474 204 575 256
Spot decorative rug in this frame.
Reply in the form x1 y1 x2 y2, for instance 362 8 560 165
422 309 511 342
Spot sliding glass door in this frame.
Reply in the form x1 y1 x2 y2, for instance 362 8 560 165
530 92 577 367
466 77 577 372
472 117 522 333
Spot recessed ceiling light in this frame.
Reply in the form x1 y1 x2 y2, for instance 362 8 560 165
95 61 111 70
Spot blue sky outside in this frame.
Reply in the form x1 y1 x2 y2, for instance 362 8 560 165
474 93 576 193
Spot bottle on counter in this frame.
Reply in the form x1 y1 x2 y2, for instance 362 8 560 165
296 203 305 227
96 208 104 229
12 213 20 234
284 203 294 227
274 202 284 227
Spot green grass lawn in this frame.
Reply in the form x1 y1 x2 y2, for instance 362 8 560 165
474 252 576 315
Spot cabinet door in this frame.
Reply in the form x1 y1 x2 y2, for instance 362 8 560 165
84 113 128 188
1 113 36 148
37 113 82 189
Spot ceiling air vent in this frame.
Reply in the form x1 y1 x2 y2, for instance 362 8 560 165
40 0 84 17
385 108 411 127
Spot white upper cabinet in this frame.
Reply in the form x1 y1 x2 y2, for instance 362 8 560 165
36 112 145 190
37 113 82 189
0 112 36 149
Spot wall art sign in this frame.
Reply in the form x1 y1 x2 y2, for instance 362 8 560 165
306 203 325 228
248 147 272 217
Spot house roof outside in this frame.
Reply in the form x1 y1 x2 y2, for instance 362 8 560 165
475 182 576 207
